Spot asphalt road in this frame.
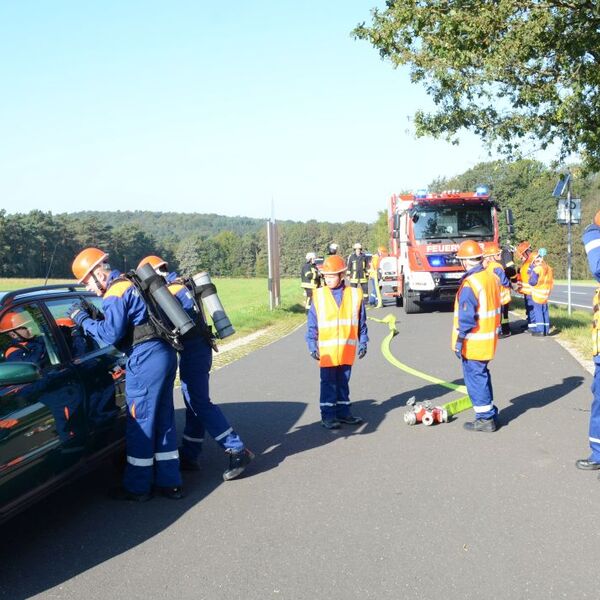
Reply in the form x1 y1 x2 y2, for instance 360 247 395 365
1 307 598 600
550 283 595 311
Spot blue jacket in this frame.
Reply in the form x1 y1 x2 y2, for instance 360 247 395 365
76 270 151 354
305 283 369 354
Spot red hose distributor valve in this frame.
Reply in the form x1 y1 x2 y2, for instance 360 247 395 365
403 398 448 426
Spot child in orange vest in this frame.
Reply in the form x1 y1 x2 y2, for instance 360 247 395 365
306 255 369 429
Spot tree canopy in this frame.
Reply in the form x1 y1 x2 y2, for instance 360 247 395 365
354 1 600 171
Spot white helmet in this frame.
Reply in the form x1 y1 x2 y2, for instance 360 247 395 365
353 242 362 250
305 252 317 260
329 243 338 251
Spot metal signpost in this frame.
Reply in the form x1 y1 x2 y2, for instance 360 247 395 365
266 218 281 310
552 172 581 315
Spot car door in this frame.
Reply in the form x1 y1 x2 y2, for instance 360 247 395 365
44 296 127 457
0 301 85 513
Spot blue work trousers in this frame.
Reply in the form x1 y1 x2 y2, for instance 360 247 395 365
462 358 497 420
124 340 181 495
368 278 378 306
319 365 353 420
589 364 600 462
524 294 535 330
531 301 550 335
179 336 243 460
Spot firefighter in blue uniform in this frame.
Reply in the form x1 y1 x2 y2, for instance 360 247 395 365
577 214 600 471
139 256 254 481
69 248 182 501
452 240 501 432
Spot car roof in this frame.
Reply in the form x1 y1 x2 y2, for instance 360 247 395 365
0 284 92 310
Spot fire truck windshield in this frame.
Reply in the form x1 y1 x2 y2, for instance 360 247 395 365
411 204 494 241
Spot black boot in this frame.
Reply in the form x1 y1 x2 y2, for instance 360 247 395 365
337 414 364 425
463 418 497 432
223 448 255 481
156 486 185 500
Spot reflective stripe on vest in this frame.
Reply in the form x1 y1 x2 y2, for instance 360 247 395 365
486 260 511 305
593 288 600 356
520 256 534 294
313 286 362 367
451 269 500 361
530 262 554 304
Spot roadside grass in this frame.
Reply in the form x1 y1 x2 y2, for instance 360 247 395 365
511 297 593 360
0 277 306 342
207 278 305 339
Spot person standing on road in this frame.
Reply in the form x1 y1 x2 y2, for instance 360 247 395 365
346 243 369 297
527 249 554 336
577 215 600 471
368 246 387 308
300 252 322 312
516 241 535 332
482 242 512 337
69 248 183 501
306 255 368 429
139 255 254 481
452 240 501 432
500 244 518 336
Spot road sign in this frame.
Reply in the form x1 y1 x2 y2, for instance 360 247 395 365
557 198 581 224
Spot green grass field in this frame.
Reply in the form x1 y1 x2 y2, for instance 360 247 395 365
0 277 306 341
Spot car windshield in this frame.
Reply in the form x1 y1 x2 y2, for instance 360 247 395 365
411 204 494 241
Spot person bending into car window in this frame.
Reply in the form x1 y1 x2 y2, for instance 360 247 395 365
0 311 48 367
68 247 182 502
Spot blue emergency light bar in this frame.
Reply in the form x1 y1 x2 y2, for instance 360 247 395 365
475 185 490 196
415 189 428 199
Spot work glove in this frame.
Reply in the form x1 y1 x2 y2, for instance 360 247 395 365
67 302 89 326
310 350 320 360
454 337 464 360
358 344 367 359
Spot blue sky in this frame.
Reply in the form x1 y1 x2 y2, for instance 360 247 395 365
0 1 524 223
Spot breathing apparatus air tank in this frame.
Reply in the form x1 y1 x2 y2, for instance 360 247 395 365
191 272 235 339
136 262 196 336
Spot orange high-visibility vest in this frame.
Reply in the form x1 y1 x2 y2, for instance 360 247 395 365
519 255 535 295
369 254 380 278
530 262 554 304
312 285 362 367
486 260 511 305
451 269 500 361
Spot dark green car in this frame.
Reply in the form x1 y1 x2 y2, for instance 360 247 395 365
0 284 127 523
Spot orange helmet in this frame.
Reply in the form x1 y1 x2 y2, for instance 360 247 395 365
0 311 32 333
321 255 347 275
72 247 109 283
138 255 167 271
55 317 75 328
594 211 600 227
455 240 483 259
515 241 531 259
377 246 388 255
482 242 501 257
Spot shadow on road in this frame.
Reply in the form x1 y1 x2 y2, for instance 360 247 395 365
498 375 585 425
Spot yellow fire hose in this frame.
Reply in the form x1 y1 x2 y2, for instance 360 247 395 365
368 314 473 417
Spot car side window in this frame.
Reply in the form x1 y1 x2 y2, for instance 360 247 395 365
45 297 109 358
0 304 60 368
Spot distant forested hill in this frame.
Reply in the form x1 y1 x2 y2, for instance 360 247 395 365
3 160 599 280
66 211 269 243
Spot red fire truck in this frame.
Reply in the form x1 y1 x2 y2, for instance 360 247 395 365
380 187 499 313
